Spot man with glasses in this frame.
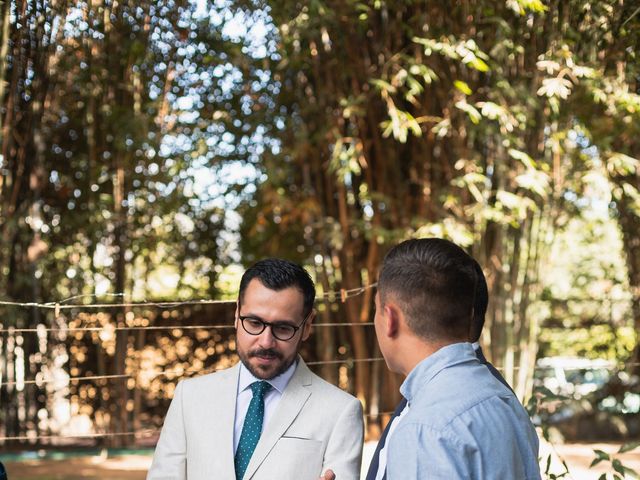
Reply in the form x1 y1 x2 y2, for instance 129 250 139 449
148 258 364 480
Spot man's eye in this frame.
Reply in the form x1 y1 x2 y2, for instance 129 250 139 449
273 324 295 335
246 319 263 328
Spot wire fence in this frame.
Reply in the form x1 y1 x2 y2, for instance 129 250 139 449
0 356 387 388
0 286 637 445
0 283 375 313
0 286 383 443
0 322 374 334
4 357 637 389
0 408 401 442
1 357 638 443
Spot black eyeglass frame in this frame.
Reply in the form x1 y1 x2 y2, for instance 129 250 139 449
237 312 312 341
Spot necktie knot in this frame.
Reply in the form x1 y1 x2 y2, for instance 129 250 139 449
251 381 272 398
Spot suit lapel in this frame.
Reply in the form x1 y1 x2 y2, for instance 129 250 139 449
243 358 312 480
198 363 239 477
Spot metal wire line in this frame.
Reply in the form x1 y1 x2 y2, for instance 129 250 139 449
0 284 375 333
0 410 399 442
0 357 388 388
7 359 638 389
0 283 376 311
0 322 375 334
0 430 158 442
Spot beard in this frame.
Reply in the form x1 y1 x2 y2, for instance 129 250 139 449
238 346 297 380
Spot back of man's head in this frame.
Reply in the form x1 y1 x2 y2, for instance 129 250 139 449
379 238 476 343
469 258 489 343
239 258 316 317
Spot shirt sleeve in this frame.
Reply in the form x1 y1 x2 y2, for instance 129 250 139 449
386 421 478 480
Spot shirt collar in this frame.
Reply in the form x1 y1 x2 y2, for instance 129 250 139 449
400 342 477 403
238 358 298 395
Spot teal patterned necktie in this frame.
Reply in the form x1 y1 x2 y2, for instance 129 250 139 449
235 381 272 480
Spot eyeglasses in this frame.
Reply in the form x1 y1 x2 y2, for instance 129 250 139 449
238 313 310 341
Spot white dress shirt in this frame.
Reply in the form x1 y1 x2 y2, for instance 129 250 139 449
233 361 297 453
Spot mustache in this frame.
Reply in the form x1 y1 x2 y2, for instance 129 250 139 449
249 348 283 360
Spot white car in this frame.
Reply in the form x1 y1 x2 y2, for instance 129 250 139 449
534 356 614 398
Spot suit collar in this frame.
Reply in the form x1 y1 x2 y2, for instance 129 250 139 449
244 357 312 479
238 358 298 395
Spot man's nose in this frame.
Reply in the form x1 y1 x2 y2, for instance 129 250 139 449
257 325 277 347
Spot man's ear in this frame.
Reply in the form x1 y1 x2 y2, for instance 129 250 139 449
301 309 315 341
234 301 240 329
383 302 402 338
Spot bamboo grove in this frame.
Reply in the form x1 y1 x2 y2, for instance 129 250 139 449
0 0 638 443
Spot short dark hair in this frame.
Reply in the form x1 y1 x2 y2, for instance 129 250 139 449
469 258 489 343
239 258 315 317
378 238 476 342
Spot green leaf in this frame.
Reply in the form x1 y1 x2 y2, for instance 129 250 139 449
510 0 548 14
515 170 550 197
618 441 640 454
477 101 505 120
455 101 482 124
537 60 561 74
454 80 472 95
573 65 595 78
496 190 537 215
537 77 573 99
431 118 451 138
414 218 473 247
406 114 422 137
612 459 624 475
468 56 490 72
508 148 536 169
369 78 397 94
533 385 569 401
607 153 639 176
611 458 638 477
593 449 611 462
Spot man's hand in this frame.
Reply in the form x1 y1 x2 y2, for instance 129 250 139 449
319 469 336 480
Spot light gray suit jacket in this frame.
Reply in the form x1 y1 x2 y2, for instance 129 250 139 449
147 358 364 480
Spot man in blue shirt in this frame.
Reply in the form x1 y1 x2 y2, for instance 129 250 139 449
373 238 541 479
365 256 514 480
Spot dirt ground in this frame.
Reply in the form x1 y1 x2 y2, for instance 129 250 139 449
539 442 640 479
2 454 150 480
3 442 640 479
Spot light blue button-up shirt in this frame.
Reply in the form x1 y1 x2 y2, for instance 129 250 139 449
386 342 541 480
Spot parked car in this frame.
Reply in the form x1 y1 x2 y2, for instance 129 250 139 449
534 356 615 398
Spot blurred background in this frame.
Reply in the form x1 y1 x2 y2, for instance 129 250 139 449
0 0 639 478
